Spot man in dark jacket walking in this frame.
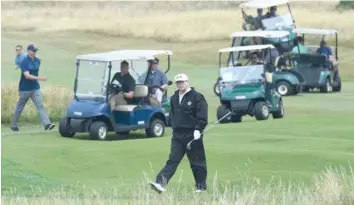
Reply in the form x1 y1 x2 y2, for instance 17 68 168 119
150 73 208 193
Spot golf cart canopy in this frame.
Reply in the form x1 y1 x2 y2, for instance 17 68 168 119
292 28 337 35
76 50 173 62
239 0 289 9
231 30 290 38
219 44 275 53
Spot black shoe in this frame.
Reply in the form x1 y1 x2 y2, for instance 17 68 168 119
45 124 55 131
11 126 19 132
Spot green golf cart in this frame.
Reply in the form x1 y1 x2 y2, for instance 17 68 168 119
216 44 284 123
291 28 341 93
214 30 305 97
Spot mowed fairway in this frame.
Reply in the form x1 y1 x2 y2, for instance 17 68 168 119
1 2 354 204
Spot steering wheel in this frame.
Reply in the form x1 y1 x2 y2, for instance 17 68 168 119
108 83 123 94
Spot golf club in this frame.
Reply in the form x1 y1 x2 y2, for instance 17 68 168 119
186 111 232 150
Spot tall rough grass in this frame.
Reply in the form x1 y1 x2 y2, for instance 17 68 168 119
1 83 72 124
2 1 354 42
1 165 354 205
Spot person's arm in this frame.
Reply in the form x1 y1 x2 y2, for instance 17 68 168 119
194 93 208 133
20 60 47 81
123 78 135 98
160 73 168 90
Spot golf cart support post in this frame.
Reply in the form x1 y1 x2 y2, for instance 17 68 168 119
216 44 284 123
59 49 174 140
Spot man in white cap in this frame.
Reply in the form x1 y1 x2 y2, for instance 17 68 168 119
150 73 209 193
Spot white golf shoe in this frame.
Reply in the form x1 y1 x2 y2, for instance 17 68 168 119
149 181 165 193
195 189 206 193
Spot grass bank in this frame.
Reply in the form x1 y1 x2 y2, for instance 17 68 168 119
2 165 354 205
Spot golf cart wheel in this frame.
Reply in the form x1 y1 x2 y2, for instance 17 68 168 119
217 105 232 124
276 81 292 96
59 117 75 138
332 76 341 92
320 77 332 93
89 121 108 140
146 119 165 137
272 100 284 119
213 81 221 96
254 101 270 121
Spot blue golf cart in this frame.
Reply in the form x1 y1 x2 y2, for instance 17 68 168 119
59 50 173 140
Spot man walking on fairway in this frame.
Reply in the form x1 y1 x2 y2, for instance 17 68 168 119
150 73 208 193
11 44 55 132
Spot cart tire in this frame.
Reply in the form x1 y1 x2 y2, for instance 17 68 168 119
272 100 284 119
89 121 108 140
213 81 221 96
332 76 341 92
254 101 270 121
146 119 165 137
276 81 292 96
59 117 75 138
217 105 232 124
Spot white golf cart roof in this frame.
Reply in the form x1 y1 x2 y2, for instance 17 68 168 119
219 44 275 53
292 28 337 35
231 30 290 38
239 0 289 9
76 50 173 62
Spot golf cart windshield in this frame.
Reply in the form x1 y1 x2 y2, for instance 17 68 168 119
220 64 264 84
262 13 294 30
75 60 107 99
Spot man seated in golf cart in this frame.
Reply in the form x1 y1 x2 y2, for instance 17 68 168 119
109 60 136 111
265 6 278 18
145 58 169 105
250 51 263 65
292 36 310 55
242 8 265 31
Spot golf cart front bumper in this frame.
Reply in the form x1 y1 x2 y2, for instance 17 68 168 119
230 100 251 114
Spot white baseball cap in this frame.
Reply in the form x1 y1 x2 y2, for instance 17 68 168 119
174 73 188 82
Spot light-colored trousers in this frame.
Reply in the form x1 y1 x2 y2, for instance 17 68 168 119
12 89 51 127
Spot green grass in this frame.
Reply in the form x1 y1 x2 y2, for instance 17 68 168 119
2 31 354 203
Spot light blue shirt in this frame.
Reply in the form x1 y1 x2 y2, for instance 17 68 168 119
15 52 27 67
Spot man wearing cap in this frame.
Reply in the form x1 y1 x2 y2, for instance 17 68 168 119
150 73 208 193
11 44 55 132
145 58 169 105
109 60 136 110
14 45 27 70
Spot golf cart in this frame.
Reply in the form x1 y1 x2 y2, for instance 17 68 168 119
291 28 341 93
239 0 296 32
216 44 284 123
213 30 305 97
59 50 173 140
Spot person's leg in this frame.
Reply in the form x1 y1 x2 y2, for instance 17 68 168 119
11 91 32 130
186 138 207 191
31 89 54 130
153 137 185 189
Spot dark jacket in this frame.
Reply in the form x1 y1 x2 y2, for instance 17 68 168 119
170 88 208 133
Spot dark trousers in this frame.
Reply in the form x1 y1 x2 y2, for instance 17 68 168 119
155 129 207 190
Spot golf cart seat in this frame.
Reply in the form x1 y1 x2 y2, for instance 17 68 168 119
293 53 327 68
113 85 148 112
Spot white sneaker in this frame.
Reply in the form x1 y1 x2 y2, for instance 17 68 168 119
195 189 206 193
149 181 165 193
